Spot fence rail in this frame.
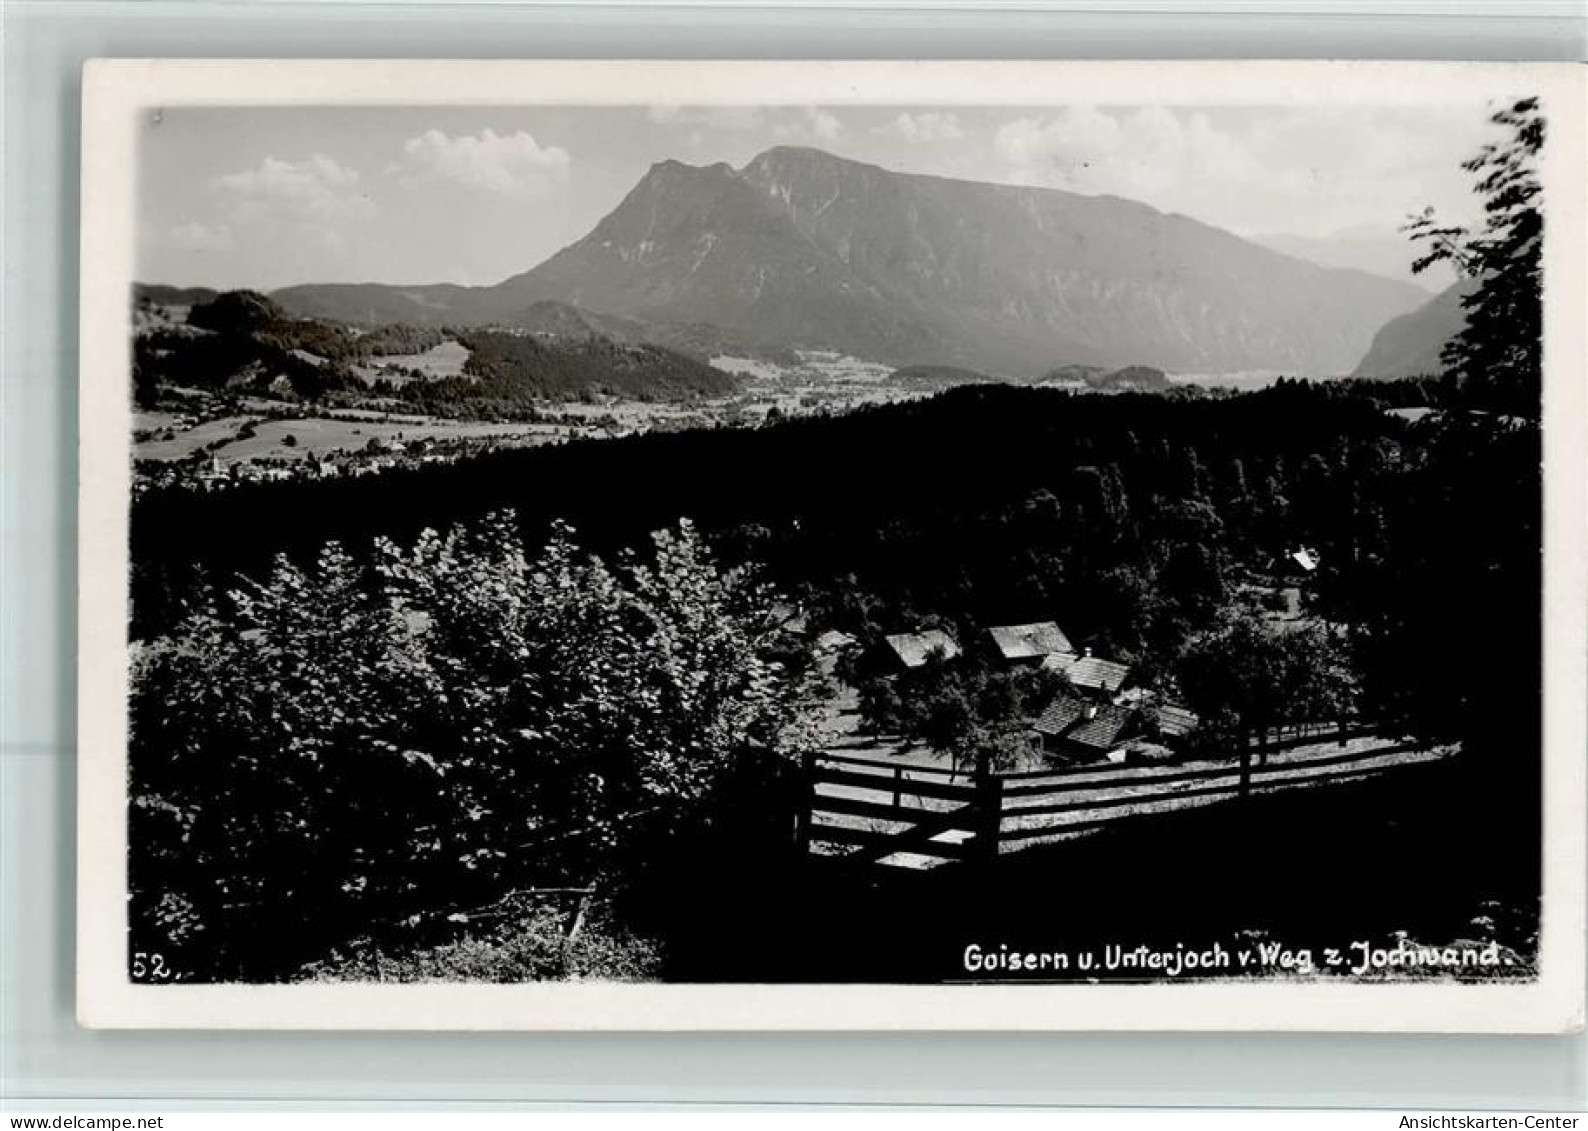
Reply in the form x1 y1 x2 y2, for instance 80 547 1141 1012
800 733 1444 867
799 751 986 865
1000 741 1411 797
812 750 968 778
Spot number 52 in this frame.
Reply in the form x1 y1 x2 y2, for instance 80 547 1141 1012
131 951 172 980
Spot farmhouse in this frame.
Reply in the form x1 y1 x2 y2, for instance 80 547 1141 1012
1108 691 1201 746
813 628 859 678
1153 702 1201 741
1032 693 1141 763
883 629 961 670
814 628 858 654
765 601 810 635
1043 648 1131 698
1063 704 1140 763
1274 545 1321 578
1032 693 1089 747
986 621 1075 665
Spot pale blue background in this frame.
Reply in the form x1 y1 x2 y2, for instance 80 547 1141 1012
4 0 1585 1111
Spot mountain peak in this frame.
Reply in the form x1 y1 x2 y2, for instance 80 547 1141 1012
740 146 884 183
272 149 1430 378
743 145 859 167
640 156 734 182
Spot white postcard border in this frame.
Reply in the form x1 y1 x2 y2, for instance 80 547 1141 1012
77 59 1587 1031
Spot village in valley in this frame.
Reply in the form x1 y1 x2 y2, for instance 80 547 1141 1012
806 543 1327 766
876 623 1186 766
756 536 1457 872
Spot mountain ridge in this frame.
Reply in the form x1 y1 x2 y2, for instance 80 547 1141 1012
1350 279 1475 379
258 145 1427 376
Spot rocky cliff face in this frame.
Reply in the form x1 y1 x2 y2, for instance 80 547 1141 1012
274 146 1429 377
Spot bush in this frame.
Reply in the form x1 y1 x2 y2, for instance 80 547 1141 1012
300 902 661 983
128 513 819 981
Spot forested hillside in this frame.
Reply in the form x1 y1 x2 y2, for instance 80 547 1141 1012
131 375 1536 748
132 288 739 414
456 330 738 402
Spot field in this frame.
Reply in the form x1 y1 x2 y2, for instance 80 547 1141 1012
132 410 186 434
135 414 560 463
352 340 471 385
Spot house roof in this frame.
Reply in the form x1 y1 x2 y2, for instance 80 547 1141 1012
1064 704 1139 751
1387 406 1436 424
987 621 1074 660
1032 693 1142 750
814 629 858 652
1289 547 1320 572
1032 693 1089 737
1269 547 1321 576
1127 740 1177 764
883 630 961 669
1155 703 1201 738
1043 651 1131 694
765 602 809 635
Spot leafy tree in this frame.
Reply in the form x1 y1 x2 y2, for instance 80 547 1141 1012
1178 612 1357 759
1351 417 1538 752
1403 98 1543 416
1158 542 1227 623
1348 99 1545 755
856 675 906 735
953 717 1040 778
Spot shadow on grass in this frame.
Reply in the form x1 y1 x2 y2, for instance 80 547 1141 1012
635 750 1540 983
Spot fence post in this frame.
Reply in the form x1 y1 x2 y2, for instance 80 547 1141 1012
561 889 591 977
892 764 903 809
974 767 1003 864
794 750 816 857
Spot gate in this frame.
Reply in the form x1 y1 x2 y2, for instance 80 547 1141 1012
796 751 1001 869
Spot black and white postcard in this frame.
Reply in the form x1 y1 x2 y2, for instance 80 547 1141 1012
77 60 1586 1030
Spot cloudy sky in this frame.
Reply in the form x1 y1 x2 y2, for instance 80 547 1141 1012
138 103 1498 292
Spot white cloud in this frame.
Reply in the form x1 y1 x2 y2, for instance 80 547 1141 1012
165 220 233 251
810 109 846 146
648 105 767 132
399 128 571 198
212 154 376 223
992 106 1486 238
772 107 846 147
995 106 1244 199
877 111 965 144
647 105 846 155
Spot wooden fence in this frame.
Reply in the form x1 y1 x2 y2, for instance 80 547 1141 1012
1246 719 1373 754
797 751 992 867
799 735 1437 867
